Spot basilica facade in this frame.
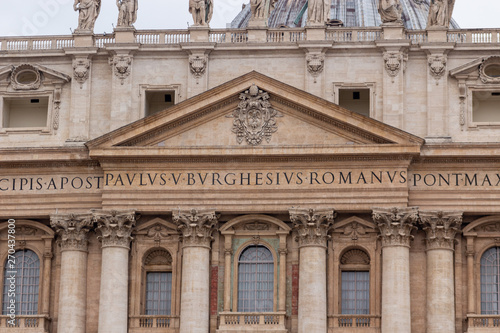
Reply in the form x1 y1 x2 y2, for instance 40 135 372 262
1 1 500 333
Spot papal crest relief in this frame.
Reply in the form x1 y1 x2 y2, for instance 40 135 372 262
227 84 282 146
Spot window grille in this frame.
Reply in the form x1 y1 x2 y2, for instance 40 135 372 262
145 272 172 315
2 250 40 315
481 247 500 315
238 245 274 312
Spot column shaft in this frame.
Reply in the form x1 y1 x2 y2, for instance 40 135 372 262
41 252 52 315
278 250 287 312
299 246 327 333
381 246 411 333
98 247 129 333
426 249 455 333
467 252 475 314
180 247 211 333
223 250 232 311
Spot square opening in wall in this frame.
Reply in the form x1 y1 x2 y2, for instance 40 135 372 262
2 96 49 128
339 89 370 117
472 91 500 122
145 91 175 117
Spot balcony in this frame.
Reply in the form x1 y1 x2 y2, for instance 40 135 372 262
217 312 287 333
0 315 50 333
467 315 500 333
328 315 381 333
129 315 179 332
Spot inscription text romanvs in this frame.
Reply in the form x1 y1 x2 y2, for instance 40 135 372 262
2 170 500 192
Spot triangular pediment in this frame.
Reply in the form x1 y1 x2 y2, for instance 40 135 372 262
87 71 423 159
449 57 485 78
0 63 71 90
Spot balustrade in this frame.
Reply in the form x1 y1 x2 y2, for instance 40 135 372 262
0 315 50 332
467 315 500 331
129 315 179 331
218 312 286 330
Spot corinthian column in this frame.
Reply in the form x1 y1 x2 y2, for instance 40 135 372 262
372 207 418 333
420 211 462 333
50 213 93 333
174 209 218 333
94 210 136 333
290 208 335 333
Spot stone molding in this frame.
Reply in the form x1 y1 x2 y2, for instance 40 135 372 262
373 207 418 247
173 209 218 248
94 210 136 249
289 208 336 248
50 213 94 252
420 211 463 250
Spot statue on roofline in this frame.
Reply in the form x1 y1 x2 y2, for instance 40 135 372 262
189 0 213 27
378 0 403 24
250 0 278 20
427 0 455 28
116 0 138 28
74 0 101 31
307 0 330 25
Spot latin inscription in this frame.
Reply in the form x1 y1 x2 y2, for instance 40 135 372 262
1 171 500 193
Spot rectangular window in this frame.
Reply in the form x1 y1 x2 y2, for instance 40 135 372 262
338 89 370 117
2 97 49 128
145 91 175 117
472 91 500 123
341 271 369 315
145 272 172 315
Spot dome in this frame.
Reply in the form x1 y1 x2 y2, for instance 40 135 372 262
230 0 460 30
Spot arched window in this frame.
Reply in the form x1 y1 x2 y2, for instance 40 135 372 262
481 247 500 314
238 245 274 312
143 249 173 315
340 249 370 315
2 250 40 315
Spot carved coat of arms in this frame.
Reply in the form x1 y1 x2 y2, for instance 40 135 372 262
383 51 404 77
73 58 91 85
428 55 447 79
227 84 282 146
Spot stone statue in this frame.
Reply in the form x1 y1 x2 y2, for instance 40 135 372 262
189 0 213 27
74 0 101 31
116 0 138 27
250 0 267 19
307 0 330 25
427 0 455 28
378 0 403 24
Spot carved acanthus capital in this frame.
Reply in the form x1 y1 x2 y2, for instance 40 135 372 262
73 58 91 85
428 54 447 80
290 208 336 248
373 207 418 247
420 211 462 250
173 209 218 248
50 213 94 252
94 210 136 249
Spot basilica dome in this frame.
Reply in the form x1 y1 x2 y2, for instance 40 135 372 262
230 0 460 30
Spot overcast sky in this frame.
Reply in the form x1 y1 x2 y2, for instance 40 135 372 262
0 0 498 36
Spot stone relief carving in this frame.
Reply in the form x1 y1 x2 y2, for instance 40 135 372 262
306 53 325 82
419 211 462 250
146 224 172 245
144 248 172 265
383 51 406 78
116 0 138 27
227 84 283 146
427 0 455 28
74 0 101 32
428 54 447 80
307 0 330 26
11 64 41 90
479 56 500 84
73 58 91 85
173 209 218 248
15 226 38 236
53 86 62 130
244 222 270 231
378 0 403 24
340 249 370 265
94 210 136 249
343 222 367 240
109 55 132 84
289 208 336 247
472 222 500 233
189 54 207 80
51 213 94 251
372 207 418 247
189 0 213 27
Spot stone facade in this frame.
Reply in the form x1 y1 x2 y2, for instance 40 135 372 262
1 4 500 333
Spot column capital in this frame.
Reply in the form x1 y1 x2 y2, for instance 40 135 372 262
93 210 136 249
420 211 463 251
50 213 93 252
373 207 418 247
289 208 336 248
173 209 218 248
